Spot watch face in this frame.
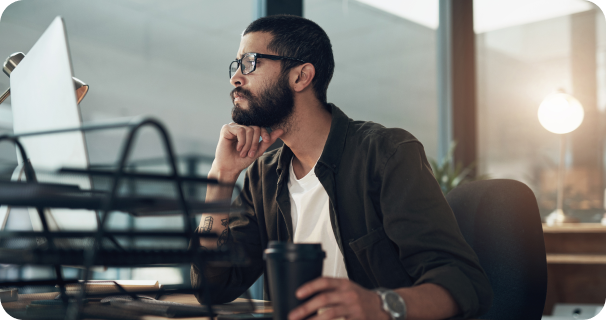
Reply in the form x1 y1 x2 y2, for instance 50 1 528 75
385 291 406 315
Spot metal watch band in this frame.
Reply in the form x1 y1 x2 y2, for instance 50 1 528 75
374 288 407 320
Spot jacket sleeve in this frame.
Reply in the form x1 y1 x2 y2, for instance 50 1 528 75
380 141 493 318
190 169 265 305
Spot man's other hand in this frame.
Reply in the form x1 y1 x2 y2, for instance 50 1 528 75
289 277 391 320
210 123 284 183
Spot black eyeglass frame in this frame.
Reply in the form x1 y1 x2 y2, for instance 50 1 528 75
229 52 307 79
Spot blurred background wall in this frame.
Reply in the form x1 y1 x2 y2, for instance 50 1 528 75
477 6 606 220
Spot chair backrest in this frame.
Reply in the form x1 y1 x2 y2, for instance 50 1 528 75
446 179 547 320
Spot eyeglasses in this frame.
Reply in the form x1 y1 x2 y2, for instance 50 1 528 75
229 52 307 79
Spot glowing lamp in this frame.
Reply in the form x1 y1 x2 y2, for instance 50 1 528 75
538 92 584 134
540 90 584 225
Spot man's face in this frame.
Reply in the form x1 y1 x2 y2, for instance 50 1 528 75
230 32 295 128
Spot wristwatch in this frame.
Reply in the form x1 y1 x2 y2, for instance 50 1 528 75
374 288 407 320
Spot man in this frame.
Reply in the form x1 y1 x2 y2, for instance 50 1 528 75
191 14 492 320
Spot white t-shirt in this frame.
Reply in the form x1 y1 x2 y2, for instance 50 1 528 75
288 159 348 279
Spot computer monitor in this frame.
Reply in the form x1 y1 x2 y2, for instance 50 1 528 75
8 16 96 231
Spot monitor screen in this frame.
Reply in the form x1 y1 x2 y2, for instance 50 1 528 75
9 16 96 231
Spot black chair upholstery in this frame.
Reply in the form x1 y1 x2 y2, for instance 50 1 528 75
446 179 547 320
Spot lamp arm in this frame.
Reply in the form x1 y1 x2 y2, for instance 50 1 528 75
0 87 9 104
556 134 566 215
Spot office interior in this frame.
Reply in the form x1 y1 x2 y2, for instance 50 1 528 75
0 0 605 318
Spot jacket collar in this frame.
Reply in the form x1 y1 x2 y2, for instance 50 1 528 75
317 104 349 173
276 103 349 176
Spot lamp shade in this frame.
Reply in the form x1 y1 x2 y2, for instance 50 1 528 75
538 92 584 134
0 52 89 105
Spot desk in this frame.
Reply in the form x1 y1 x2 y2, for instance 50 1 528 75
543 223 606 315
147 295 272 320
1 292 272 320
2 292 488 320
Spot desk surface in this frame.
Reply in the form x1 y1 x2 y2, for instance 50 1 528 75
147 295 272 320
3 292 487 320
2 292 272 320
542 223 606 233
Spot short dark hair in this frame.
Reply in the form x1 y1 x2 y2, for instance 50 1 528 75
243 15 334 105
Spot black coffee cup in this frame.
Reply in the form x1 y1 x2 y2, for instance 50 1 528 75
264 241 325 320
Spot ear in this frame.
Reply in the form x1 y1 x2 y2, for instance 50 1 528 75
291 63 315 93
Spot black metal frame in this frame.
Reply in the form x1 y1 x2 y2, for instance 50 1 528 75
0 117 246 319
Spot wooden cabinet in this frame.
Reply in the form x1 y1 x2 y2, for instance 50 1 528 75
543 223 606 315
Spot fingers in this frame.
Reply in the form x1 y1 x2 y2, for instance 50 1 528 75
248 126 261 157
290 279 371 320
289 292 345 320
241 126 254 157
296 277 343 300
222 124 246 153
223 124 267 158
309 306 348 320
270 128 285 141
258 128 285 154
260 128 270 144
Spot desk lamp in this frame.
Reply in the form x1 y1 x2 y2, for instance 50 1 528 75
539 89 584 225
0 52 88 105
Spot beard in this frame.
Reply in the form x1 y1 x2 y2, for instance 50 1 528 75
230 72 294 128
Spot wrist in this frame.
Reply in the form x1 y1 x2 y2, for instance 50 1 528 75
208 165 240 184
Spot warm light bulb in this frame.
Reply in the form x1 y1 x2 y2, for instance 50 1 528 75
538 92 584 134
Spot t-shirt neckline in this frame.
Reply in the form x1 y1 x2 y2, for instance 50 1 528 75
289 157 319 189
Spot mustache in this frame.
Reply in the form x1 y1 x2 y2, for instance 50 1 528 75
230 87 253 101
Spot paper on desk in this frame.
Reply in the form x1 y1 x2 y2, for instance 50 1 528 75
60 280 161 295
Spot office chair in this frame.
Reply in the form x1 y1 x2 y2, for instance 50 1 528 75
446 179 547 320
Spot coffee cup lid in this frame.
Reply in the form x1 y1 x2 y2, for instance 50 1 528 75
263 241 325 261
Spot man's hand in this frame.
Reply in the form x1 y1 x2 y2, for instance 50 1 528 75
199 124 283 248
210 123 284 183
288 277 391 320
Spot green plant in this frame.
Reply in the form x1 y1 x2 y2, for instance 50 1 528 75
429 142 488 195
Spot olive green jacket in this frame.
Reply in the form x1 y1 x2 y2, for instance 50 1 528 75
192 104 493 318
